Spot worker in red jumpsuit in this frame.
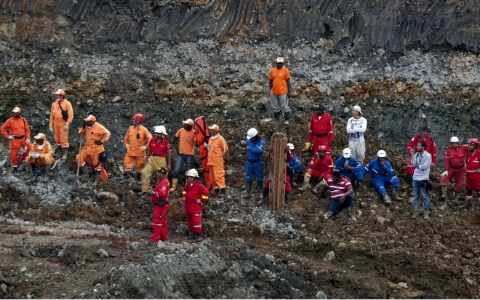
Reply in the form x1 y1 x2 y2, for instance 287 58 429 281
440 136 467 201
464 138 480 209
262 170 292 206
299 145 334 192
303 104 334 154
182 168 209 242
407 126 437 165
150 167 170 248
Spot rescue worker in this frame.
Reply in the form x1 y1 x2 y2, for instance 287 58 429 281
303 104 334 154
204 124 229 197
239 128 265 200
49 89 74 159
1 107 31 173
407 126 437 166
440 136 467 201
123 113 151 181
286 143 302 187
346 105 367 164
150 167 170 248
141 126 171 194
24 133 55 182
334 148 366 189
365 150 402 206
315 170 357 221
411 141 432 219
171 119 196 192
268 57 291 124
262 168 292 206
182 169 209 242
299 145 334 192
464 138 480 209
77 115 111 184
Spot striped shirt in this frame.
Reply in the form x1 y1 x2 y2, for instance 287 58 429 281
325 177 352 201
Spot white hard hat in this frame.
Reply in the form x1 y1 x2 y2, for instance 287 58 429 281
287 143 294 150
377 150 387 158
247 128 258 140
450 136 460 143
276 57 284 63
185 169 199 177
154 125 168 135
342 148 351 158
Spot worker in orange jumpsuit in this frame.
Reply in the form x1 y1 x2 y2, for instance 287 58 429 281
49 89 74 159
150 167 170 248
24 133 55 182
182 169 209 242
464 138 480 209
141 126 171 194
205 124 229 197
407 126 437 165
303 104 334 154
440 136 467 201
171 119 196 192
123 113 151 181
77 115 111 184
299 145 334 192
1 107 32 173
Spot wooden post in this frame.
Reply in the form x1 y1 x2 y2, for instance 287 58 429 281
269 132 287 210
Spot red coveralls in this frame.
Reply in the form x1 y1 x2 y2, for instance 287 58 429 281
1 117 32 167
150 177 170 243
407 135 437 164
264 172 292 192
466 149 480 201
306 155 333 181
307 112 334 153
440 145 467 192
182 180 209 234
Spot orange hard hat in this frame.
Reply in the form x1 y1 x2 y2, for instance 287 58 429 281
53 89 65 96
34 133 46 140
317 145 327 152
208 124 220 131
11 107 21 113
133 113 144 122
182 119 194 126
84 115 96 122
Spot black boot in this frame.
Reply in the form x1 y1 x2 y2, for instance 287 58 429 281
187 232 196 239
123 172 131 179
291 173 299 187
257 182 263 200
219 188 226 197
274 112 281 121
284 112 290 125
136 173 141 182
243 182 252 199
195 233 202 242
284 192 291 206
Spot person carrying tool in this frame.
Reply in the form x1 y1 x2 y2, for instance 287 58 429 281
463 138 480 209
299 145 334 192
24 133 55 182
204 124 229 197
171 119 196 192
334 148 366 190
1 107 32 174
141 126 171 194
268 57 291 124
303 104 334 154
286 143 302 187
49 89 74 160
182 169 209 242
407 126 437 166
346 105 367 164
77 115 111 184
365 150 402 206
150 167 170 248
411 140 432 219
123 113 151 182
239 128 265 200
315 170 357 221
440 136 467 201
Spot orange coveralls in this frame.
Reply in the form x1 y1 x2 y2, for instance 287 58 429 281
1 117 32 167
77 123 111 171
49 99 74 148
207 134 229 190
123 125 151 174
25 141 55 166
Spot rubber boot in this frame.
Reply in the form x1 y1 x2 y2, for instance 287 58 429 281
273 111 281 121
24 163 32 180
423 210 429 220
195 233 202 242
257 182 263 200
284 112 290 125
350 204 357 221
453 192 460 201
382 194 392 205
462 199 472 209
93 170 101 185
298 175 311 191
284 192 291 206
136 173 141 182
291 173 299 187
81 164 91 177
258 188 269 205
219 188 226 197
170 178 178 192
43 165 52 182
242 182 252 199
61 148 68 160
392 187 403 201
312 181 325 194
441 186 449 201
411 205 419 219
123 172 131 179
12 166 18 173
324 211 333 220
187 232 196 239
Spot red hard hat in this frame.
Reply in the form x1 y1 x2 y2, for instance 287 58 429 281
133 113 144 122
317 145 327 152
468 138 479 144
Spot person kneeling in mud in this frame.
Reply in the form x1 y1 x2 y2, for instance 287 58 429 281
315 170 357 221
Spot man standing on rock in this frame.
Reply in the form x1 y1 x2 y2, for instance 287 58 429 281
303 104 334 154
365 150 402 206
346 105 367 164
268 57 291 124
440 136 467 201
299 145 333 192
49 89 74 160
77 115 111 184
239 128 265 200
411 141 432 219
464 138 480 209
182 169 209 242
141 126 171 194
1 107 31 174
170 119 196 192
123 113 151 182
24 133 55 182
407 126 437 166
150 167 170 248
205 124 229 197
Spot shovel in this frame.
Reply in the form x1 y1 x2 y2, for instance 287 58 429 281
74 137 83 187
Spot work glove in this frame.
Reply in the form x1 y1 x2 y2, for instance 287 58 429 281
302 142 312 152
49 127 54 133
94 140 103 145
25 140 30 145
8 135 14 140
125 144 130 151
441 171 448 177
64 125 69 131
32 152 40 159
139 145 148 152
476 169 480 174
